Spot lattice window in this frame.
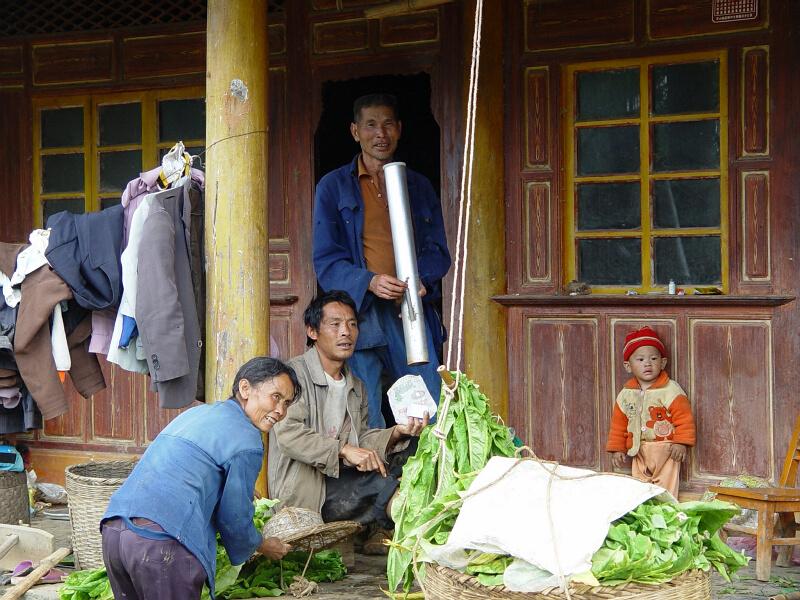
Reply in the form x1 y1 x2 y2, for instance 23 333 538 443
0 0 285 37
33 88 205 227
563 51 729 294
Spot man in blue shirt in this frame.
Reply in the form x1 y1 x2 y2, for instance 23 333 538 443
313 93 451 428
101 357 300 600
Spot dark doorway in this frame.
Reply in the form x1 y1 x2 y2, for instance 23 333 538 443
314 72 440 191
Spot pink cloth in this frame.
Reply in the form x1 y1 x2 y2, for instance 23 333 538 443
0 386 21 409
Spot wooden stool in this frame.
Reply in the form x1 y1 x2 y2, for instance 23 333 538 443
709 486 800 581
709 415 800 581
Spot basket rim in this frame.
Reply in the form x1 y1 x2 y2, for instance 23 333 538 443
428 563 710 598
65 460 137 485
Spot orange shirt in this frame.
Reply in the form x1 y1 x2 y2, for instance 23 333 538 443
358 155 396 278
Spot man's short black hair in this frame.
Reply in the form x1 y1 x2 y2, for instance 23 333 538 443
231 356 301 402
304 290 358 347
352 93 399 123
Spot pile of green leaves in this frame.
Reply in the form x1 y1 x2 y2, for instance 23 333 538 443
59 568 113 600
203 496 346 598
591 499 749 584
217 550 346 598
387 371 516 594
464 551 513 587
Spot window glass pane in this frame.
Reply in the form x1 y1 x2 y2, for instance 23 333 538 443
41 107 83 148
654 236 721 285
159 98 205 142
99 103 142 146
43 198 84 224
577 126 640 176
652 61 719 115
42 153 84 193
577 68 640 121
577 182 641 230
99 150 142 193
578 238 641 285
100 197 119 210
652 120 719 172
653 178 720 228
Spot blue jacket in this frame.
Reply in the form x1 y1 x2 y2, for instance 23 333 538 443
312 155 451 349
103 399 263 595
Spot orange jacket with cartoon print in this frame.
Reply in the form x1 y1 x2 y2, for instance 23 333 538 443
606 371 696 455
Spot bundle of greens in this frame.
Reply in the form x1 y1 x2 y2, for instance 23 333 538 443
59 568 114 600
387 371 516 594
217 550 346 598
591 499 749 584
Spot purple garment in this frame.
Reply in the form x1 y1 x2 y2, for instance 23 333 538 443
89 167 205 355
0 386 21 409
102 517 206 600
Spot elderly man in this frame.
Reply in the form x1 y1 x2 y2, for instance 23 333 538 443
312 92 451 428
268 290 427 554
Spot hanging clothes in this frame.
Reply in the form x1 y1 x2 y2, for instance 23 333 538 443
90 166 204 354
0 242 105 420
106 193 155 374
0 388 42 435
1 229 50 309
136 181 202 409
45 205 124 312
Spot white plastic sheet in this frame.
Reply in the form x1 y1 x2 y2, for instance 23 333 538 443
442 456 670 590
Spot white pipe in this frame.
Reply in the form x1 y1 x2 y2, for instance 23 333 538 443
383 162 429 365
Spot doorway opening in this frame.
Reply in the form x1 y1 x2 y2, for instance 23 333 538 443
314 72 440 190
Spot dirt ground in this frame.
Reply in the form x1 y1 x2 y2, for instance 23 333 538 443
11 515 800 599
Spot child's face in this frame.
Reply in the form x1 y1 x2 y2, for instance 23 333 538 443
624 345 667 387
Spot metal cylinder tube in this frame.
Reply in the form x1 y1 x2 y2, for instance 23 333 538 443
383 161 429 365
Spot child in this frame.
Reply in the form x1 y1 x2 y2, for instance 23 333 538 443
606 326 695 499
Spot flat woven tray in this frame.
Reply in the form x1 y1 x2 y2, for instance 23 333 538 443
423 565 711 600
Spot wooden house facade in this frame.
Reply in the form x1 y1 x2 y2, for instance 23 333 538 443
0 0 796 497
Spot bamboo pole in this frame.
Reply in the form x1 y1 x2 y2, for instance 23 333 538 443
205 0 270 493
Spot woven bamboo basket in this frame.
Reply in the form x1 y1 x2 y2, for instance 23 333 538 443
65 460 137 569
0 470 30 525
423 565 711 600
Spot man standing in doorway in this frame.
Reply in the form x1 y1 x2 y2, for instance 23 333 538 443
312 93 451 428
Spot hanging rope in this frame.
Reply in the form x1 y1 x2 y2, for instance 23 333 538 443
433 0 484 448
445 0 483 374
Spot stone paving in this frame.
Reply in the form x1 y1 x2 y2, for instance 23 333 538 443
7 516 800 599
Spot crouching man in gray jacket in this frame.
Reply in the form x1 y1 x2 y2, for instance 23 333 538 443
268 290 427 554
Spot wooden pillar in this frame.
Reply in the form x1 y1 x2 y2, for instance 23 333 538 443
461 0 509 418
205 0 270 402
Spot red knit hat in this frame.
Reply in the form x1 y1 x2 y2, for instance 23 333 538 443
623 327 666 361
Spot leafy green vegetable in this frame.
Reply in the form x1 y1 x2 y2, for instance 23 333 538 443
216 549 346 598
59 568 114 600
387 372 516 594
591 499 749 585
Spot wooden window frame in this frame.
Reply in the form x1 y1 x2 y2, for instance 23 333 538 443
564 50 729 294
33 86 204 228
